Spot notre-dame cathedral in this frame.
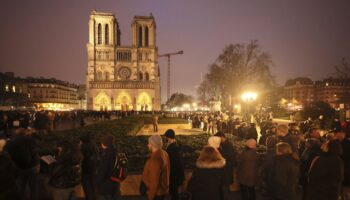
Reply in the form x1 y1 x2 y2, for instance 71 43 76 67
86 10 161 111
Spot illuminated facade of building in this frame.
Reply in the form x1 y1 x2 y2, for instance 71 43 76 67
86 10 161 111
0 72 29 109
26 78 79 110
0 72 79 110
284 77 314 106
284 77 350 109
314 78 350 108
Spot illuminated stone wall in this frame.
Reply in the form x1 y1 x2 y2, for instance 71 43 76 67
86 10 161 111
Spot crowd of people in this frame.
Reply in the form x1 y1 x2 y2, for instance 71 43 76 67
0 110 350 200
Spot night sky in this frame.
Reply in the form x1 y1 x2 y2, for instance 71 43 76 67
0 0 349 101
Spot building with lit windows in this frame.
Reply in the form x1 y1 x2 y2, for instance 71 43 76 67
314 78 350 108
0 72 29 109
283 77 350 109
284 77 314 106
86 10 161 111
0 72 79 110
26 78 79 111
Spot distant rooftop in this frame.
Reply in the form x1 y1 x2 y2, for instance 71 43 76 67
285 77 313 86
90 9 114 16
0 72 78 88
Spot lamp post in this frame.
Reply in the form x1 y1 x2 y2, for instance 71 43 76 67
241 92 257 123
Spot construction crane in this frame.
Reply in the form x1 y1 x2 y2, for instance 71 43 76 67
158 50 184 101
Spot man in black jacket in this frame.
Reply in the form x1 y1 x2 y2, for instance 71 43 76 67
215 131 236 200
164 129 185 200
6 128 40 200
96 134 120 200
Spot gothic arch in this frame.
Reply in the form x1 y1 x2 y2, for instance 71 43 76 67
115 92 133 111
138 26 143 47
137 92 152 111
139 72 143 81
94 92 111 111
145 72 150 81
145 26 149 47
97 23 102 44
97 71 103 81
105 24 109 45
105 71 110 81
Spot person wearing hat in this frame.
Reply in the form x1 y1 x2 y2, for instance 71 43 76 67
164 129 184 200
214 131 236 200
187 146 226 200
208 136 221 150
334 128 350 193
276 124 298 153
96 134 120 200
142 134 170 200
0 139 20 200
237 139 258 200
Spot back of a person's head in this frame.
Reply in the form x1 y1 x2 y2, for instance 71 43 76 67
196 146 225 168
276 142 293 155
15 128 27 137
101 134 115 147
327 140 343 155
277 124 288 136
70 143 83 162
266 136 279 150
305 138 321 149
0 139 6 153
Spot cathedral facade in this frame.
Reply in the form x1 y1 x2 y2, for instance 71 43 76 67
86 10 161 111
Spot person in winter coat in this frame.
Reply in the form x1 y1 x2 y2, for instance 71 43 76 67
276 124 298 153
80 134 98 200
306 140 344 200
49 143 83 200
268 142 300 200
142 134 170 200
237 139 258 200
0 139 20 200
334 128 350 196
6 128 40 200
259 136 278 197
215 131 236 200
96 134 120 200
299 138 322 188
164 129 184 200
187 146 226 200
246 123 258 141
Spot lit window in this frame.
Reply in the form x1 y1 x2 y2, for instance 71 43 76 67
12 85 16 92
326 82 329 86
28 93 31 98
5 85 9 92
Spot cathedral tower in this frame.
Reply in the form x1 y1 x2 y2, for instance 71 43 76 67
86 10 161 111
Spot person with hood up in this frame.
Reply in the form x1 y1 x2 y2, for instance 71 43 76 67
188 146 226 200
237 139 258 200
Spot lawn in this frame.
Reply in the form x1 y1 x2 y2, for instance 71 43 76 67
37 117 266 172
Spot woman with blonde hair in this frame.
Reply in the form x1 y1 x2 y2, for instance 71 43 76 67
268 142 300 200
188 146 226 200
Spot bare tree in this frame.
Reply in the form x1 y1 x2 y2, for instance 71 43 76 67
335 57 350 78
198 40 275 107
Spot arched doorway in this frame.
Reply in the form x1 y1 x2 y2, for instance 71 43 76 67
115 92 133 111
137 92 152 111
94 92 111 111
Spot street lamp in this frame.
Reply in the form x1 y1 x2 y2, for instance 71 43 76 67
241 92 258 122
241 92 257 102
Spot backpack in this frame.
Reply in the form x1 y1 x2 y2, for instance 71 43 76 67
110 153 128 182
